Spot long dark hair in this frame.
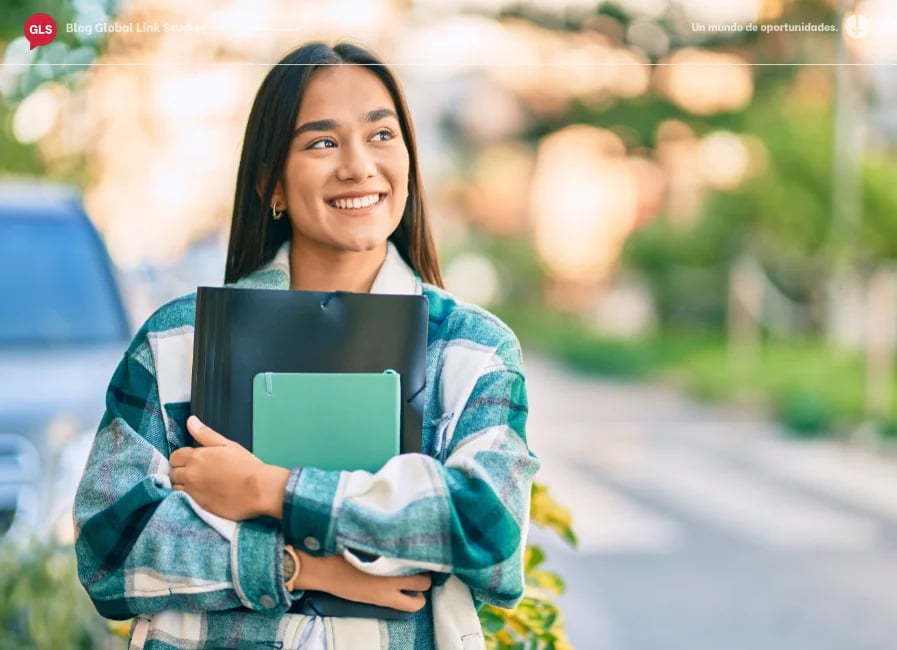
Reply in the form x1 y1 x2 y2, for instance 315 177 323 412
224 42 443 287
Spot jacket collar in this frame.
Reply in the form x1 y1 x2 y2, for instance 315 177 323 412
233 241 422 296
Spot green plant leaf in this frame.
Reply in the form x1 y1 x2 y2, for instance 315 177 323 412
524 545 546 572
530 483 578 547
526 569 566 595
479 607 507 634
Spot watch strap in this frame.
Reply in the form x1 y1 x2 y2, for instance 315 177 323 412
283 544 301 591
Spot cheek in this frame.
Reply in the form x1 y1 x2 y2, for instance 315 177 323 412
393 176 409 217
391 152 411 203
284 158 321 204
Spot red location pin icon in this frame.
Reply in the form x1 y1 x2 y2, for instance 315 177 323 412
25 13 57 50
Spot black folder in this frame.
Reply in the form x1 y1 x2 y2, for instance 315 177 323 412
190 286 428 455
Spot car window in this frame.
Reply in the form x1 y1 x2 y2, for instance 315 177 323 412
0 217 129 346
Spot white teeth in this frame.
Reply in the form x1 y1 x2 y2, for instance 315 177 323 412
330 194 381 209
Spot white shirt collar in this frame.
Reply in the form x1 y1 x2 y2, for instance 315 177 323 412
370 242 422 295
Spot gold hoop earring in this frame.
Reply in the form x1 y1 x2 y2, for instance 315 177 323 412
271 205 283 220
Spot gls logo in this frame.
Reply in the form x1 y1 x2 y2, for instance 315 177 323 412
25 13 56 50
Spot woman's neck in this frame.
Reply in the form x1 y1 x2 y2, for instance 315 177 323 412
288 241 388 293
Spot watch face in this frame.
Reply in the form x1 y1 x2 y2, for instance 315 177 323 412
283 551 295 579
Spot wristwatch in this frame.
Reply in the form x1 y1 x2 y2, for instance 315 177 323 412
283 544 301 591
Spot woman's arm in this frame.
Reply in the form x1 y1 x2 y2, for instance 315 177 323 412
75 321 429 619
73 326 291 620
292 548 430 611
280 332 539 609
171 332 536 608
163 309 539 610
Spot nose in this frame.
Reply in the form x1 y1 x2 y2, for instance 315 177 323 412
336 139 376 182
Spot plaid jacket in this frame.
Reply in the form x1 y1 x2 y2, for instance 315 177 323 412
73 243 539 649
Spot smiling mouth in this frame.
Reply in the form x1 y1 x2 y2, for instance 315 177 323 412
327 193 386 210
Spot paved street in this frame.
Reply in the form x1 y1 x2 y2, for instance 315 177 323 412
524 353 897 650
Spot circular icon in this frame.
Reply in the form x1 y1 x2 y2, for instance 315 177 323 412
844 12 870 39
24 13 57 50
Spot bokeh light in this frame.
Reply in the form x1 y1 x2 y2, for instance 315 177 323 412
656 48 753 115
530 125 641 284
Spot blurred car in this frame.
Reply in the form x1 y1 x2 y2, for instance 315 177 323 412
0 183 130 543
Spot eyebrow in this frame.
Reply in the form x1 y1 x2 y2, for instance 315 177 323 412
293 108 399 138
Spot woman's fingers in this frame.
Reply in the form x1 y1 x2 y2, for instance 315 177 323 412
389 589 427 613
316 555 433 612
402 573 432 593
187 416 231 447
383 573 431 612
358 574 430 612
169 446 192 467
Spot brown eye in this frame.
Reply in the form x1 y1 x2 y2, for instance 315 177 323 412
371 129 396 142
307 138 337 150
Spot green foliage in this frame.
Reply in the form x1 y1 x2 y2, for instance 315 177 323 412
0 0 113 178
522 93 747 150
0 0 73 43
480 483 577 650
860 153 897 262
621 76 897 334
499 301 891 437
741 93 836 268
0 101 46 176
0 540 124 650
880 419 897 439
623 215 739 330
0 0 96 99
775 389 835 436
501 303 650 378
618 79 843 331
528 483 578 548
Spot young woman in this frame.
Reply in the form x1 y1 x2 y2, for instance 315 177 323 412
74 42 539 650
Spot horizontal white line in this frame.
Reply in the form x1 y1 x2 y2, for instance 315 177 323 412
3 63 897 68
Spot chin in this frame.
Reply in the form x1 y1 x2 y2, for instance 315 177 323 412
335 236 388 253
337 228 397 252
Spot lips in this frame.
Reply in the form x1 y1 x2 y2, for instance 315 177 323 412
327 193 386 210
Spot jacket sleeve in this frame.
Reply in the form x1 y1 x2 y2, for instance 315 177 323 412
73 325 293 620
280 331 540 609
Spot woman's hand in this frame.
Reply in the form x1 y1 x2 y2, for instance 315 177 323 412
169 416 290 521
298 551 432 613
172 419 431 611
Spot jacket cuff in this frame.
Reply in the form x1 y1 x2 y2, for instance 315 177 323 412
231 520 289 612
282 467 340 556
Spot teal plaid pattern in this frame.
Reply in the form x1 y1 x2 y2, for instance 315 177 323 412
74 255 539 649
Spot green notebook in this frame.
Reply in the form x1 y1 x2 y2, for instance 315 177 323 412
252 371 401 473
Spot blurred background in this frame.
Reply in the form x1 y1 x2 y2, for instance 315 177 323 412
3 0 897 648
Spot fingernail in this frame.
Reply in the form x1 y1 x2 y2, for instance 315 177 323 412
187 415 199 428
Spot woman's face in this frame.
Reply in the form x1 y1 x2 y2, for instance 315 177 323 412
274 65 410 257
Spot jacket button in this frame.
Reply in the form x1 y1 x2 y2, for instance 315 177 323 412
260 594 276 610
304 536 321 552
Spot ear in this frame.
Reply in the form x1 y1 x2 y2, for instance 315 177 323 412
256 165 285 210
271 181 285 210
255 164 269 201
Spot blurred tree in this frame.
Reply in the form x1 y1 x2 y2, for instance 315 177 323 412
860 153 897 263
0 0 71 43
624 68 897 333
621 81 833 330
0 0 115 177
